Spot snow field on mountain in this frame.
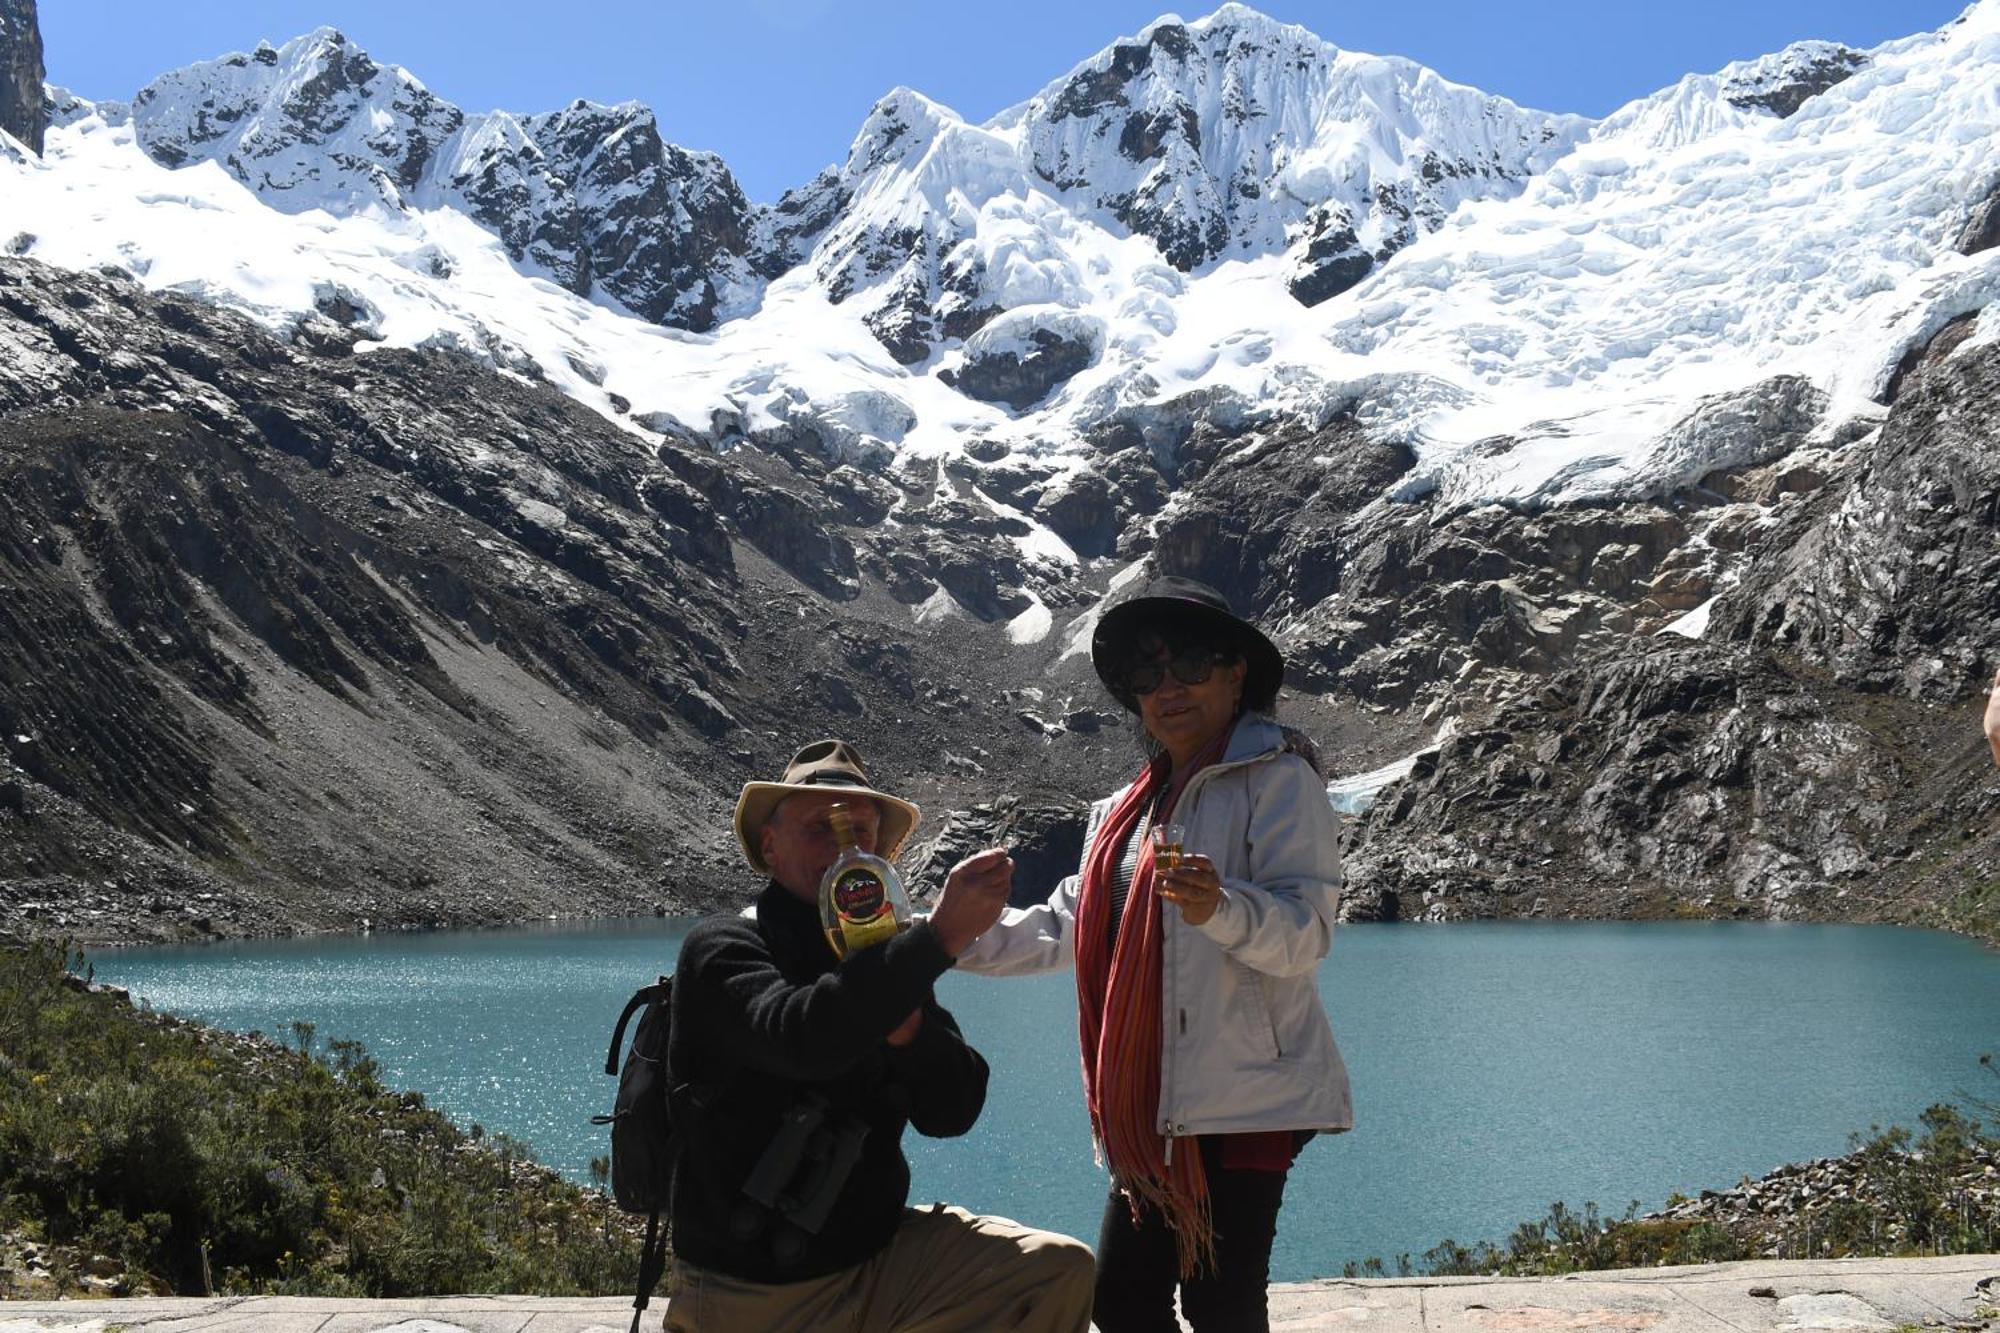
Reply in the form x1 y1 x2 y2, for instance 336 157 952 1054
4 3 1999 535
1328 5 2000 507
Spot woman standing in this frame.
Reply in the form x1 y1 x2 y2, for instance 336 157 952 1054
955 575 1350 1333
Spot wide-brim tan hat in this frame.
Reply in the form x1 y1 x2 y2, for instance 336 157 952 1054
733 738 922 875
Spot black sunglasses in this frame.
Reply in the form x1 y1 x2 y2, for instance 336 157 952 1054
1125 648 1225 697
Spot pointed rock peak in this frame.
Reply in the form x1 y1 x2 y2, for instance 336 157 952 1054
869 86 962 128
1029 5 1342 126
847 86 962 174
277 26 363 63
532 97 662 138
549 96 653 121
1186 3 1322 44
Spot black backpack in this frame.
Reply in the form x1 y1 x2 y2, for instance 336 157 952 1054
594 975 680 1333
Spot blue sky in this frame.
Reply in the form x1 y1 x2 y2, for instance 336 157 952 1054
43 1 1968 201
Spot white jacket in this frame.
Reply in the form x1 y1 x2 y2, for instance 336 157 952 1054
956 714 1352 1138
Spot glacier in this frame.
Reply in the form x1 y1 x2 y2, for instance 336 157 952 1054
2 1 1998 535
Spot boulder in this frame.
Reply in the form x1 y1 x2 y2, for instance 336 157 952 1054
941 312 1102 412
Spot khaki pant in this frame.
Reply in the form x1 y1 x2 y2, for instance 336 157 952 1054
663 1203 1095 1333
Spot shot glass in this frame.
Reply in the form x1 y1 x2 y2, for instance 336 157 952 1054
1149 821 1187 874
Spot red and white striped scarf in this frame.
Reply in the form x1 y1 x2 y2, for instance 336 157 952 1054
1073 729 1231 1277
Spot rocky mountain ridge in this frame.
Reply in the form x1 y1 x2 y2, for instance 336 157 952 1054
2 238 1993 948
73 5 1595 373
1339 327 2000 937
123 29 759 332
0 252 1170 942
0 2 1996 949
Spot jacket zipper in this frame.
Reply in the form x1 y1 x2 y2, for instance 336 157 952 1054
1158 727 1287 1150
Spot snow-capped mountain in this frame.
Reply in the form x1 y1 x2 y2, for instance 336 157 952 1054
89 9 1589 373
6 3 2000 522
124 29 761 330
779 9 1587 366
6 0 2000 945
1004 7 1586 291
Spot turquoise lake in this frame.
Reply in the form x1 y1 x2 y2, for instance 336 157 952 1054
94 920 2000 1281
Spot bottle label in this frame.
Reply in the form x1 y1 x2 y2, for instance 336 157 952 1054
832 868 887 923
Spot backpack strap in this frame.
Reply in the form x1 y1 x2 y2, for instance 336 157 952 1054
603 977 670 1075
629 1207 669 1333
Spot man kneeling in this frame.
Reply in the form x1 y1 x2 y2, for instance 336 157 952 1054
664 739 1094 1332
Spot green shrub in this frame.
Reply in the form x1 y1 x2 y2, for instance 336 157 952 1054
1352 1066 1995 1279
0 938 644 1297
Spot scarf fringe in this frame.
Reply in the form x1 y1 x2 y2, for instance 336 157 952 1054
1116 1155 1220 1278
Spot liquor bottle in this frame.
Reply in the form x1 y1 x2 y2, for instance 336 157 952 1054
818 802 912 958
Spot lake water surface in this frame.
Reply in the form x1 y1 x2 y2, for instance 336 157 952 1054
95 921 2000 1281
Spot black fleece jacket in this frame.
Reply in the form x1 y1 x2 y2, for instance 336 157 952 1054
666 880 989 1282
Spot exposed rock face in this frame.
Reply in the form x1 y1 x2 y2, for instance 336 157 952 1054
1012 7 1585 287
0 255 1147 944
0 0 44 155
1722 42 1867 118
1713 331 2000 701
1119 404 1773 710
750 168 850 281
908 799 1090 908
523 101 755 330
655 444 859 598
1287 206 1373 307
1337 341 2000 939
940 315 1101 411
1033 449 1171 560
1882 312 1980 406
1341 642 1913 924
1958 178 2000 256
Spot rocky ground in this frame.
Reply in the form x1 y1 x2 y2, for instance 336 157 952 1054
1649 1142 2000 1261
0 249 1996 949
1338 330 2000 941
0 256 1405 945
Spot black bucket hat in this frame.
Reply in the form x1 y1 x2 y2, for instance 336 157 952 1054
1091 575 1284 714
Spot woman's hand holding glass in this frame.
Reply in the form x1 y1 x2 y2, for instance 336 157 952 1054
1151 823 1224 926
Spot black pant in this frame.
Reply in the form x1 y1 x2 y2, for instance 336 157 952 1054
1092 1138 1292 1333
